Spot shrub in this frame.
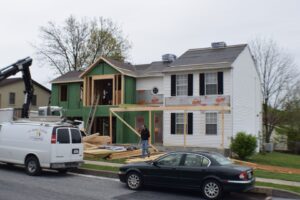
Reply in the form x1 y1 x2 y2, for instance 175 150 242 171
230 132 257 160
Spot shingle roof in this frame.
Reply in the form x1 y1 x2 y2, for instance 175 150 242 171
50 71 83 83
51 44 247 83
0 78 51 93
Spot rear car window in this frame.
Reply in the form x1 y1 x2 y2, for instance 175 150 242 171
57 128 70 144
71 129 81 143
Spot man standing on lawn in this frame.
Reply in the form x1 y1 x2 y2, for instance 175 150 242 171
140 125 150 158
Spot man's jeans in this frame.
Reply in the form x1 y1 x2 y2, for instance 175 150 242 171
141 140 149 157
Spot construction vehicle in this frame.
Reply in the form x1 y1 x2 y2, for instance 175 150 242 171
0 57 33 118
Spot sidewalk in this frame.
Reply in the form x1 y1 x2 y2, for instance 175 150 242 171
256 177 300 187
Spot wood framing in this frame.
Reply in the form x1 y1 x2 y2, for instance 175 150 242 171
109 111 113 144
221 111 225 149
121 75 125 104
149 111 152 144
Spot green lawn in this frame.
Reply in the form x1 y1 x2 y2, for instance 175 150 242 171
249 152 300 169
255 169 300 182
81 164 119 172
256 182 300 194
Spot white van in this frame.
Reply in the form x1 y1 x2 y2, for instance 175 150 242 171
0 121 83 175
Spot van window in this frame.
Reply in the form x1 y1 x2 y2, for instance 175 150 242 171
57 129 70 144
71 129 81 144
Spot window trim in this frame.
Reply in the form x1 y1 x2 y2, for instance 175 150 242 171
176 74 188 96
204 72 218 95
9 92 16 105
205 112 218 135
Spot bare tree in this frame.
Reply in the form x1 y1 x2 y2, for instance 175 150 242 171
250 37 298 143
34 16 131 75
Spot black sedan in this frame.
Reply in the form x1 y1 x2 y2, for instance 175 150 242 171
119 151 255 200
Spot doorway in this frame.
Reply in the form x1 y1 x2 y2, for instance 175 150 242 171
92 117 116 143
154 112 163 144
94 79 113 105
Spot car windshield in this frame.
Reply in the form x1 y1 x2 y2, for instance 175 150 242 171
210 153 232 165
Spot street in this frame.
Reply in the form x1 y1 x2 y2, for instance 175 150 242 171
0 164 267 200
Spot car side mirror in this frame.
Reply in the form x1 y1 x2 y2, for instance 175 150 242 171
152 161 159 166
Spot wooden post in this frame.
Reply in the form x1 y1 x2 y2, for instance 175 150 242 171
184 111 187 148
221 110 225 149
121 75 125 104
111 109 159 152
149 111 152 144
116 75 119 105
110 110 113 144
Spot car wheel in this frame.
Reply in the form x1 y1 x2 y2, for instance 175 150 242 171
202 179 222 200
25 156 41 176
126 172 142 190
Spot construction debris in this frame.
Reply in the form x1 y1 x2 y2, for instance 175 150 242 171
107 148 156 160
125 153 165 163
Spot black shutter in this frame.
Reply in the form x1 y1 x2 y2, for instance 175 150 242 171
188 113 193 135
200 73 205 95
171 75 176 96
188 74 193 96
218 72 223 94
171 113 176 134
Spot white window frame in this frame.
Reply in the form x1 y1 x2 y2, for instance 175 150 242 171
205 72 218 95
176 74 188 96
175 113 184 135
205 112 218 135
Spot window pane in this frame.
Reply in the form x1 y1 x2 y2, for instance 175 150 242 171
60 85 68 101
176 74 188 96
71 129 81 143
32 95 37 106
184 154 203 167
157 153 182 166
205 73 217 84
57 129 70 144
206 113 217 124
202 157 210 167
9 93 15 105
206 124 217 135
176 113 184 134
176 124 184 134
206 84 217 95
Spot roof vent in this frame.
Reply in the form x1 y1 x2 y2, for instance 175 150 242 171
162 54 177 63
211 42 227 48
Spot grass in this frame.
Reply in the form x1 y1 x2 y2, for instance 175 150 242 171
85 157 127 164
256 182 300 194
249 152 300 169
255 169 300 182
81 164 119 172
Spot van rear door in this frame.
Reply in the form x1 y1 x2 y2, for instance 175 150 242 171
69 128 83 162
52 128 72 163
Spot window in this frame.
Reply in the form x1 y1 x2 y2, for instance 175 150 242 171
9 92 15 105
157 153 183 166
57 128 70 144
205 73 218 95
71 129 81 144
176 74 188 96
60 85 68 101
176 113 184 135
152 87 159 95
202 157 210 167
184 154 211 167
206 113 217 135
32 95 37 106
210 153 232 165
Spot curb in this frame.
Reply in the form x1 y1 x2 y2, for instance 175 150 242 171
73 168 300 199
248 186 300 199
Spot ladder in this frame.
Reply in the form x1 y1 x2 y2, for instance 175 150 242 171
86 94 100 135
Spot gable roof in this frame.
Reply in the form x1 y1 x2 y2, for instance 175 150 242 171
0 78 51 93
51 43 248 83
79 57 137 78
50 71 83 84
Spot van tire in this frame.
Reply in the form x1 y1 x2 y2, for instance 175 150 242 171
58 169 68 174
25 156 41 176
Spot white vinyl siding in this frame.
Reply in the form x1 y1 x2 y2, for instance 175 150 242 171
205 73 218 95
205 112 218 135
176 74 188 96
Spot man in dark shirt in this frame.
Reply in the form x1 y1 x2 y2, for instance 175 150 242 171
140 125 150 158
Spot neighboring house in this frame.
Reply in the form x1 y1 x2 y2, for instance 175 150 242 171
0 78 51 110
51 42 262 151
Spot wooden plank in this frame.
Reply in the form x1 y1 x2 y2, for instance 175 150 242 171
83 77 86 106
111 110 159 152
112 75 115 105
116 74 119 105
121 74 124 104
149 111 152 144
125 153 165 163
108 148 156 160
184 111 187 148
91 74 115 80
109 111 113 144
221 111 224 149
111 106 230 112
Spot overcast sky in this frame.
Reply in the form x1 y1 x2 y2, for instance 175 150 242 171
1 0 299 88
